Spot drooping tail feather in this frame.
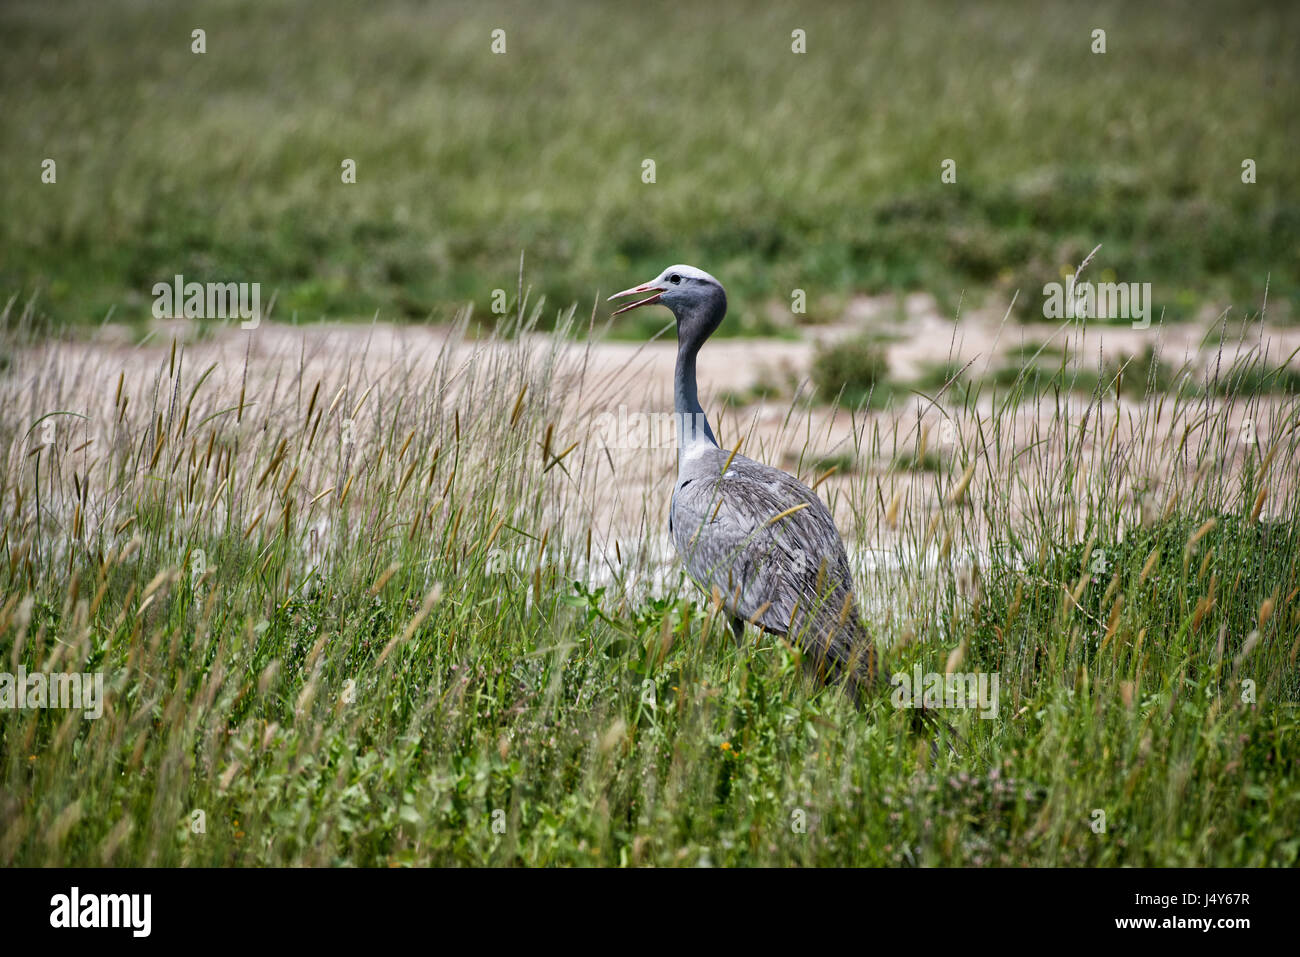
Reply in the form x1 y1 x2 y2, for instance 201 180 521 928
792 612 965 757
849 645 965 758
912 702 964 757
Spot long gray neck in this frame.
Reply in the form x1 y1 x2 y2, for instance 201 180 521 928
675 338 718 460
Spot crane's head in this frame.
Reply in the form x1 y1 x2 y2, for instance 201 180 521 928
608 264 727 347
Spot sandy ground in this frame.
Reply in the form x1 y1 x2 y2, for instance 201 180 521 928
4 295 1297 611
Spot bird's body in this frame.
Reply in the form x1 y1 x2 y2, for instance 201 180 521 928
669 439 880 697
609 264 883 701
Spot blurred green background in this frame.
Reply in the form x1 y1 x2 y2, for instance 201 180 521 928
2 0 1297 334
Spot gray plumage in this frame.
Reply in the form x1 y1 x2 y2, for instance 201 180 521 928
608 264 883 701
669 444 880 697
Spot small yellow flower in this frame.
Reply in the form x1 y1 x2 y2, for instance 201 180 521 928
720 741 731 752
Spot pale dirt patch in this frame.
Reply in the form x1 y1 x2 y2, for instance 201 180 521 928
3 300 1296 599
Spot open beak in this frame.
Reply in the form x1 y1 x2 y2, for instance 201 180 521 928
607 281 665 317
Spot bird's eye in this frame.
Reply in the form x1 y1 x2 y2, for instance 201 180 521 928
669 274 681 284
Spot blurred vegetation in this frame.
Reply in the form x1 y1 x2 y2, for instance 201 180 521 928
811 334 890 406
982 342 1300 399
1 0 1298 333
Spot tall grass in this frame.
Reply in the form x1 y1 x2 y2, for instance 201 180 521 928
0 285 1297 865
2 0 1298 328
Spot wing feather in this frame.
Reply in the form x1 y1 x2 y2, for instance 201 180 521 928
670 448 879 691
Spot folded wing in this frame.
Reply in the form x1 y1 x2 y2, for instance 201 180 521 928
670 447 879 692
